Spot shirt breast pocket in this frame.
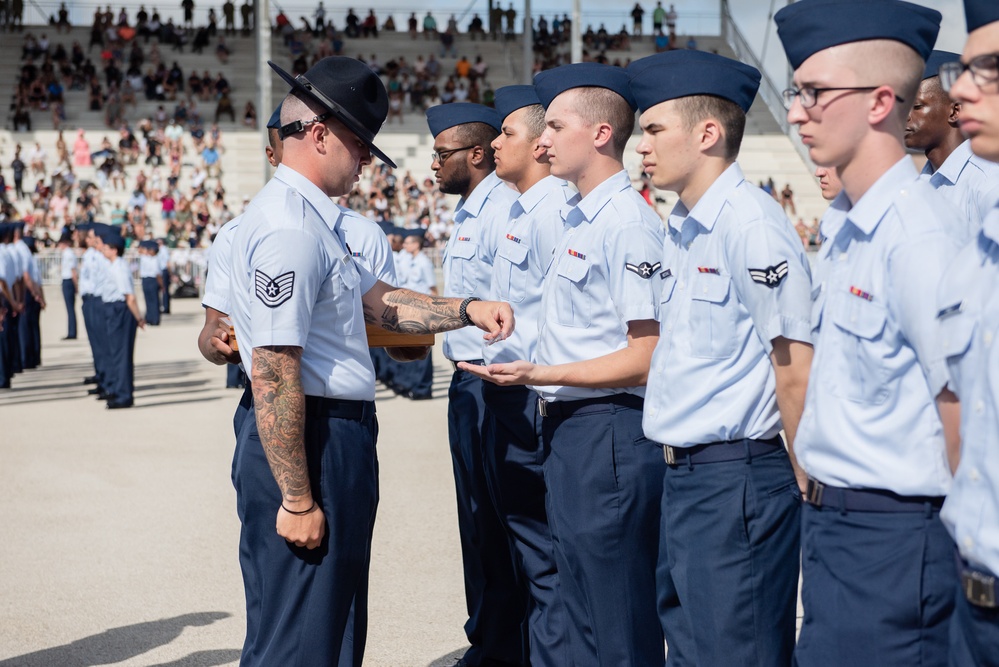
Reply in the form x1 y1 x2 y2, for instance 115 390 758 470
555 256 590 328
332 257 363 335
447 241 479 295
689 273 737 359
496 240 529 303
830 295 889 403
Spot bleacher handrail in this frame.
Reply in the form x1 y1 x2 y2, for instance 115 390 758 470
720 0 812 168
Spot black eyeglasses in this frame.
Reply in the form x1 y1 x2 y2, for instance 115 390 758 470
432 145 477 164
781 86 905 110
939 54 999 93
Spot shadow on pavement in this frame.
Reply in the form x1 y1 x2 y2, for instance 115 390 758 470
147 648 243 666
428 647 468 667
0 612 231 667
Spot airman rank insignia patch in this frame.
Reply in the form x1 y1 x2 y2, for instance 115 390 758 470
748 261 789 288
626 261 661 279
255 270 295 308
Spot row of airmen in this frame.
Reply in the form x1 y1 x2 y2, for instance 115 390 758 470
0 220 45 389
201 0 999 663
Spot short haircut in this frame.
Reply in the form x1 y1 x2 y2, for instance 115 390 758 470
839 39 925 124
452 121 500 163
267 127 281 150
522 104 547 141
572 87 636 157
674 94 746 159
280 91 326 127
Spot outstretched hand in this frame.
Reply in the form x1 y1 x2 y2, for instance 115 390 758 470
457 359 538 386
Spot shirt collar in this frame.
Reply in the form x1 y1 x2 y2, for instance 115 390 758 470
456 171 504 221
562 169 631 222
513 175 565 216
273 164 345 234
841 156 919 236
929 139 975 186
667 162 744 234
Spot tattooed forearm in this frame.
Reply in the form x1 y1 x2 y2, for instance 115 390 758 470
364 288 465 333
252 346 310 501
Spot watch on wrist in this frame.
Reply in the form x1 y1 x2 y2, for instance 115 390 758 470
459 296 481 326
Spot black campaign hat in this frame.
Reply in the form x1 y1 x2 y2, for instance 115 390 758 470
269 56 397 168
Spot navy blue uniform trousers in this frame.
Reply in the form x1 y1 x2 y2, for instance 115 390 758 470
658 443 800 667
142 276 160 325
0 301 12 387
541 394 665 666
950 563 999 667
447 368 527 666
794 502 955 666
160 268 171 313
102 301 137 403
18 289 40 368
232 399 379 667
393 351 434 398
62 278 77 338
82 294 107 389
482 383 568 667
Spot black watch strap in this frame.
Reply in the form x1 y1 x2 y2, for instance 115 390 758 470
459 297 481 326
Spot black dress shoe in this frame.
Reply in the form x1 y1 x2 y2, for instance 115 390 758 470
87 387 103 395
61 336 77 340
83 376 98 384
408 392 433 401
106 399 133 409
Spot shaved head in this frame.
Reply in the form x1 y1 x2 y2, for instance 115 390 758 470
831 40 925 124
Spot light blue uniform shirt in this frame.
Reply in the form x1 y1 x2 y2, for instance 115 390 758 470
644 163 813 447
60 247 77 280
0 245 14 288
442 170 518 361
920 139 999 244
533 170 664 401
101 257 133 303
796 157 960 496
229 164 378 401
484 175 568 366
339 208 396 283
157 245 170 271
398 251 437 295
939 207 999 575
26 250 40 285
80 248 109 297
395 249 412 283
203 218 242 315
139 254 160 278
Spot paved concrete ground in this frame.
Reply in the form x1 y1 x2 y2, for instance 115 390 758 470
0 297 473 666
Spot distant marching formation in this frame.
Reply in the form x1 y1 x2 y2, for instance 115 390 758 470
186 1 999 665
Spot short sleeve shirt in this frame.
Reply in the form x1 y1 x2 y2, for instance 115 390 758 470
920 139 999 244
202 218 241 315
339 209 397 283
229 164 378 401
643 163 813 447
60 247 77 280
533 170 665 401
795 157 960 496
101 257 133 302
441 170 518 361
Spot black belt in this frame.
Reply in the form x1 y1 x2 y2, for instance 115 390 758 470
450 358 484 372
537 393 644 419
959 559 998 609
304 395 375 421
81 294 97 300
805 477 944 513
662 435 783 466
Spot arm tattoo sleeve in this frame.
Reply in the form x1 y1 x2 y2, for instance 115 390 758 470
363 288 465 334
251 346 310 500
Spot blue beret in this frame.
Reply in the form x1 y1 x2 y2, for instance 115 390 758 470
775 0 941 70
494 85 542 121
965 0 999 31
11 221 24 231
533 63 637 111
426 103 502 137
923 50 960 79
266 102 282 130
627 51 761 113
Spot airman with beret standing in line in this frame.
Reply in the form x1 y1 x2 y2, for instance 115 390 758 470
905 49 999 243
227 57 515 667
425 102 528 667
775 1 963 664
462 62 666 666
478 83 571 666
628 49 813 666
934 0 999 663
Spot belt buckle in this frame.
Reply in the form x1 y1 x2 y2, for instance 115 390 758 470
538 398 548 418
805 478 825 507
664 445 676 465
963 570 998 608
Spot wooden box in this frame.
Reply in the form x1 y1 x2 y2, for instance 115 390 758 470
365 324 435 348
